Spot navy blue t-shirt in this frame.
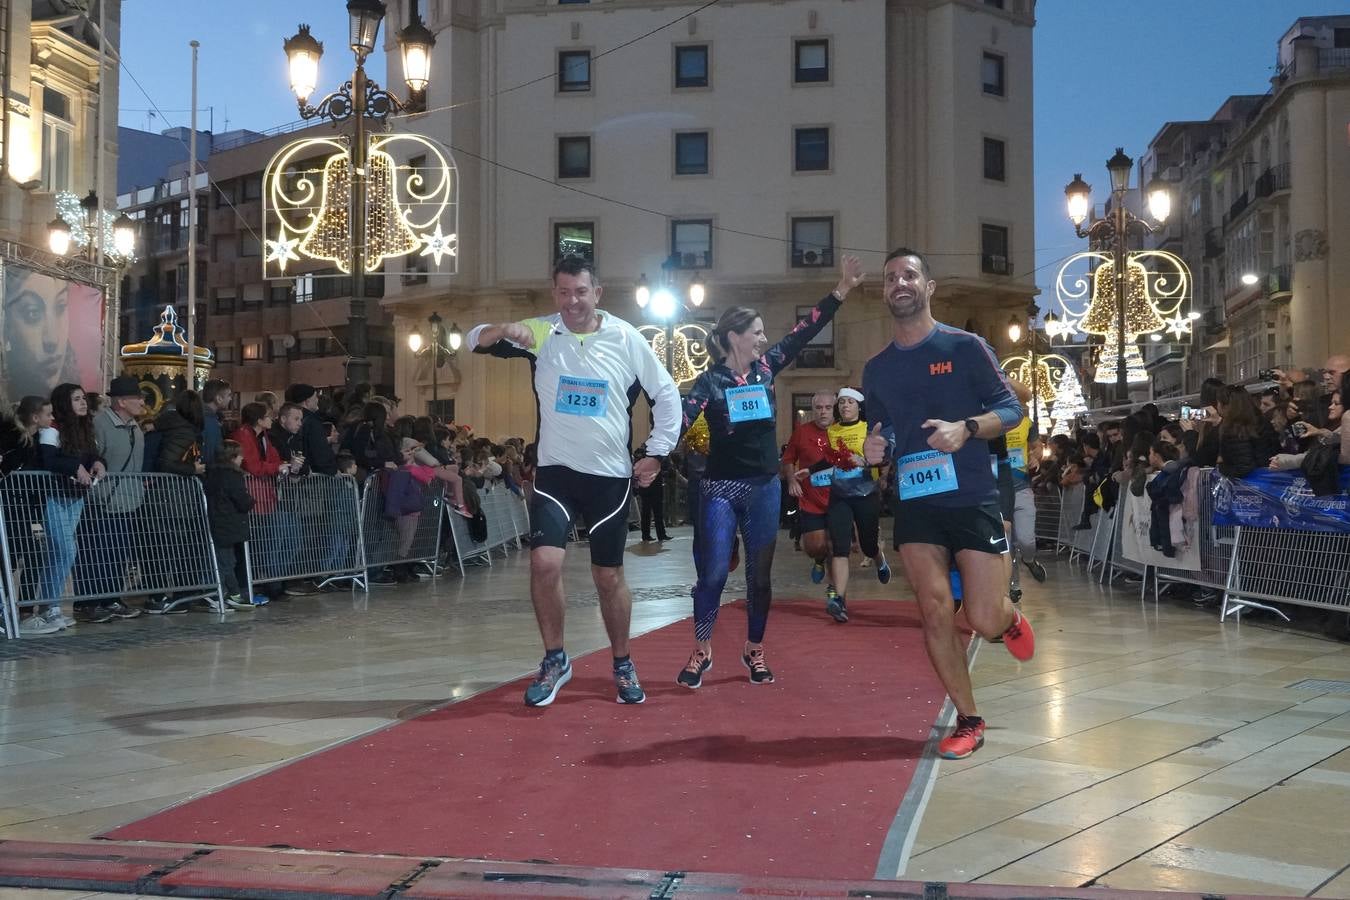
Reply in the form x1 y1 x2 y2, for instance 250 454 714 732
862 323 1022 508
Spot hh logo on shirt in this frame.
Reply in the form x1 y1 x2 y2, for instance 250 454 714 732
929 361 953 376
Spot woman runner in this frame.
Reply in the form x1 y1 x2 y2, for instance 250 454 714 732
676 255 864 689
822 387 890 623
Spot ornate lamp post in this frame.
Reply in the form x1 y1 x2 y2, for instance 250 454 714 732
634 258 708 387
282 0 436 388
1007 298 1043 435
407 311 461 418
1064 148 1172 401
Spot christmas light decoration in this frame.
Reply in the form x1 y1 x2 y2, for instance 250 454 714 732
1080 256 1164 336
1051 364 1088 419
263 131 459 278
1050 249 1193 343
54 191 137 266
999 352 1075 407
1093 331 1148 384
639 323 712 387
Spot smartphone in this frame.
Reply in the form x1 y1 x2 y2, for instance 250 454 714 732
1180 406 1207 421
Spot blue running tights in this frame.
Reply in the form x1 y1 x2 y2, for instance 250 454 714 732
691 476 780 644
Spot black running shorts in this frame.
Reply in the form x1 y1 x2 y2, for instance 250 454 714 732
529 465 632 568
797 510 828 533
893 501 1008 556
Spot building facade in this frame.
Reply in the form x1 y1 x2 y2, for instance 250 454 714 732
1143 16 1350 394
378 0 1038 443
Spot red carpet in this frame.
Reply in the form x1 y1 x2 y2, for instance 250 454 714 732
104 599 948 880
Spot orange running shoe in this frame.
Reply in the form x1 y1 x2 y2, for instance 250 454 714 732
938 717 985 759
1001 608 1035 661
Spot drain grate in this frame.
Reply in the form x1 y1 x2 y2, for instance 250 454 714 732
1286 679 1350 693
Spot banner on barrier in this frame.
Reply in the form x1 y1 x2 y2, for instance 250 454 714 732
1212 468 1350 533
1119 482 1201 571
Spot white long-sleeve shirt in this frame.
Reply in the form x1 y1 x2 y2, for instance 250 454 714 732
468 312 680 478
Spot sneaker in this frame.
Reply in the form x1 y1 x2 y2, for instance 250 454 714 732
938 717 986 759
1001 608 1036 661
1009 587 1023 604
42 608 75 629
742 644 775 684
285 580 321 596
370 568 399 586
19 615 61 636
144 597 186 615
825 586 848 624
224 594 253 610
677 648 712 689
77 605 115 624
105 600 142 619
876 557 891 585
1024 558 1047 583
614 660 645 704
524 654 572 707
251 594 271 607
860 557 873 568
810 560 826 584
202 596 236 614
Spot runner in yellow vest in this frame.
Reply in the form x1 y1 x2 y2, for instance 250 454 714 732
821 387 890 623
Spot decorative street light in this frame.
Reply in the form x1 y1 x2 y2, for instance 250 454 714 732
1006 299 1046 435
634 259 710 387
282 0 437 388
1063 147 1174 401
406 311 461 419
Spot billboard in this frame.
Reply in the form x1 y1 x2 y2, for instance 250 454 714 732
1 264 105 406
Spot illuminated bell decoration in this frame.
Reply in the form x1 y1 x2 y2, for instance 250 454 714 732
640 323 712 387
1079 257 1165 337
1094 332 1149 385
299 148 419 272
1009 360 1057 405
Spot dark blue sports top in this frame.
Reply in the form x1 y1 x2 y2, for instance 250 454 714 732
862 322 1022 508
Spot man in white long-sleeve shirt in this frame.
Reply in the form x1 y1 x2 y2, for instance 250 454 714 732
468 255 680 707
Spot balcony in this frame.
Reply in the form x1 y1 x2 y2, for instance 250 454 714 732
1254 162 1290 198
1225 191 1250 227
981 254 1012 276
1268 264 1292 297
1204 227 1224 259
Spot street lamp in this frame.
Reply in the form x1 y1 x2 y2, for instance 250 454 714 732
1065 147 1172 401
406 311 461 419
1007 300 1042 435
634 263 707 382
282 0 437 388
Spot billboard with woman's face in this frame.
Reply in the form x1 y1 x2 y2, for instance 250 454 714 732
1 264 105 405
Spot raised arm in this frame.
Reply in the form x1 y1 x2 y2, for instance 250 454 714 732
467 320 546 361
763 255 864 376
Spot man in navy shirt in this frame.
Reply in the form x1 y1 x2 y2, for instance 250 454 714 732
863 247 1036 760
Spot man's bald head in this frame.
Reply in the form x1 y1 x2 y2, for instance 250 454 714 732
1324 355 1350 392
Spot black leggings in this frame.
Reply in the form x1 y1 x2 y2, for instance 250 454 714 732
827 492 881 559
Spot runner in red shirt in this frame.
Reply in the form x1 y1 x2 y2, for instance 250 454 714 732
782 390 837 596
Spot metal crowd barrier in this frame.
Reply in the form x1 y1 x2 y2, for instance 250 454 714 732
1032 486 1062 550
0 472 225 636
243 473 365 595
444 483 529 569
359 471 446 573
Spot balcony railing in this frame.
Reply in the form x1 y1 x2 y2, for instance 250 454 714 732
981 254 1012 275
1268 264 1292 295
1204 227 1224 259
1226 191 1250 226
1254 162 1290 198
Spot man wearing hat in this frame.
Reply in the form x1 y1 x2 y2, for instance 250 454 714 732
75 375 148 622
284 383 337 476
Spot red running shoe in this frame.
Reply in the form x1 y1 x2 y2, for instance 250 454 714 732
938 718 985 759
1002 608 1035 661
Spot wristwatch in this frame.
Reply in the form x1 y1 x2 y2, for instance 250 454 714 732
964 418 980 437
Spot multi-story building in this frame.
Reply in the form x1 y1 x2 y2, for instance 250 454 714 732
117 123 396 396
1143 15 1350 393
378 0 1038 442
0 1 122 404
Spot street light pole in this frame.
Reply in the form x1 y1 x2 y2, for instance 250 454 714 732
428 310 441 414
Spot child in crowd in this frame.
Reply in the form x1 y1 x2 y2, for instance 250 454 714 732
205 439 258 610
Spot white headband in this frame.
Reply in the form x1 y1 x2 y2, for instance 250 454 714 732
837 388 864 403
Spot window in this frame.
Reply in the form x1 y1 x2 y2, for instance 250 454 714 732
240 234 262 257
1336 27 1350 49
791 217 834 268
794 305 834 368
674 131 709 175
269 284 291 306
241 175 263 201
671 219 712 269
981 224 1010 274
982 52 1005 96
294 273 314 303
404 250 429 285
240 284 264 311
214 292 236 315
794 39 829 83
241 341 262 362
983 137 1006 181
557 135 591 179
983 0 1005 8
269 336 291 362
674 44 709 88
214 343 236 364
554 221 595 265
41 87 73 193
794 127 830 172
429 399 455 422
558 50 592 92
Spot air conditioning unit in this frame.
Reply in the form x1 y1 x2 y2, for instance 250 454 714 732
793 248 832 268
